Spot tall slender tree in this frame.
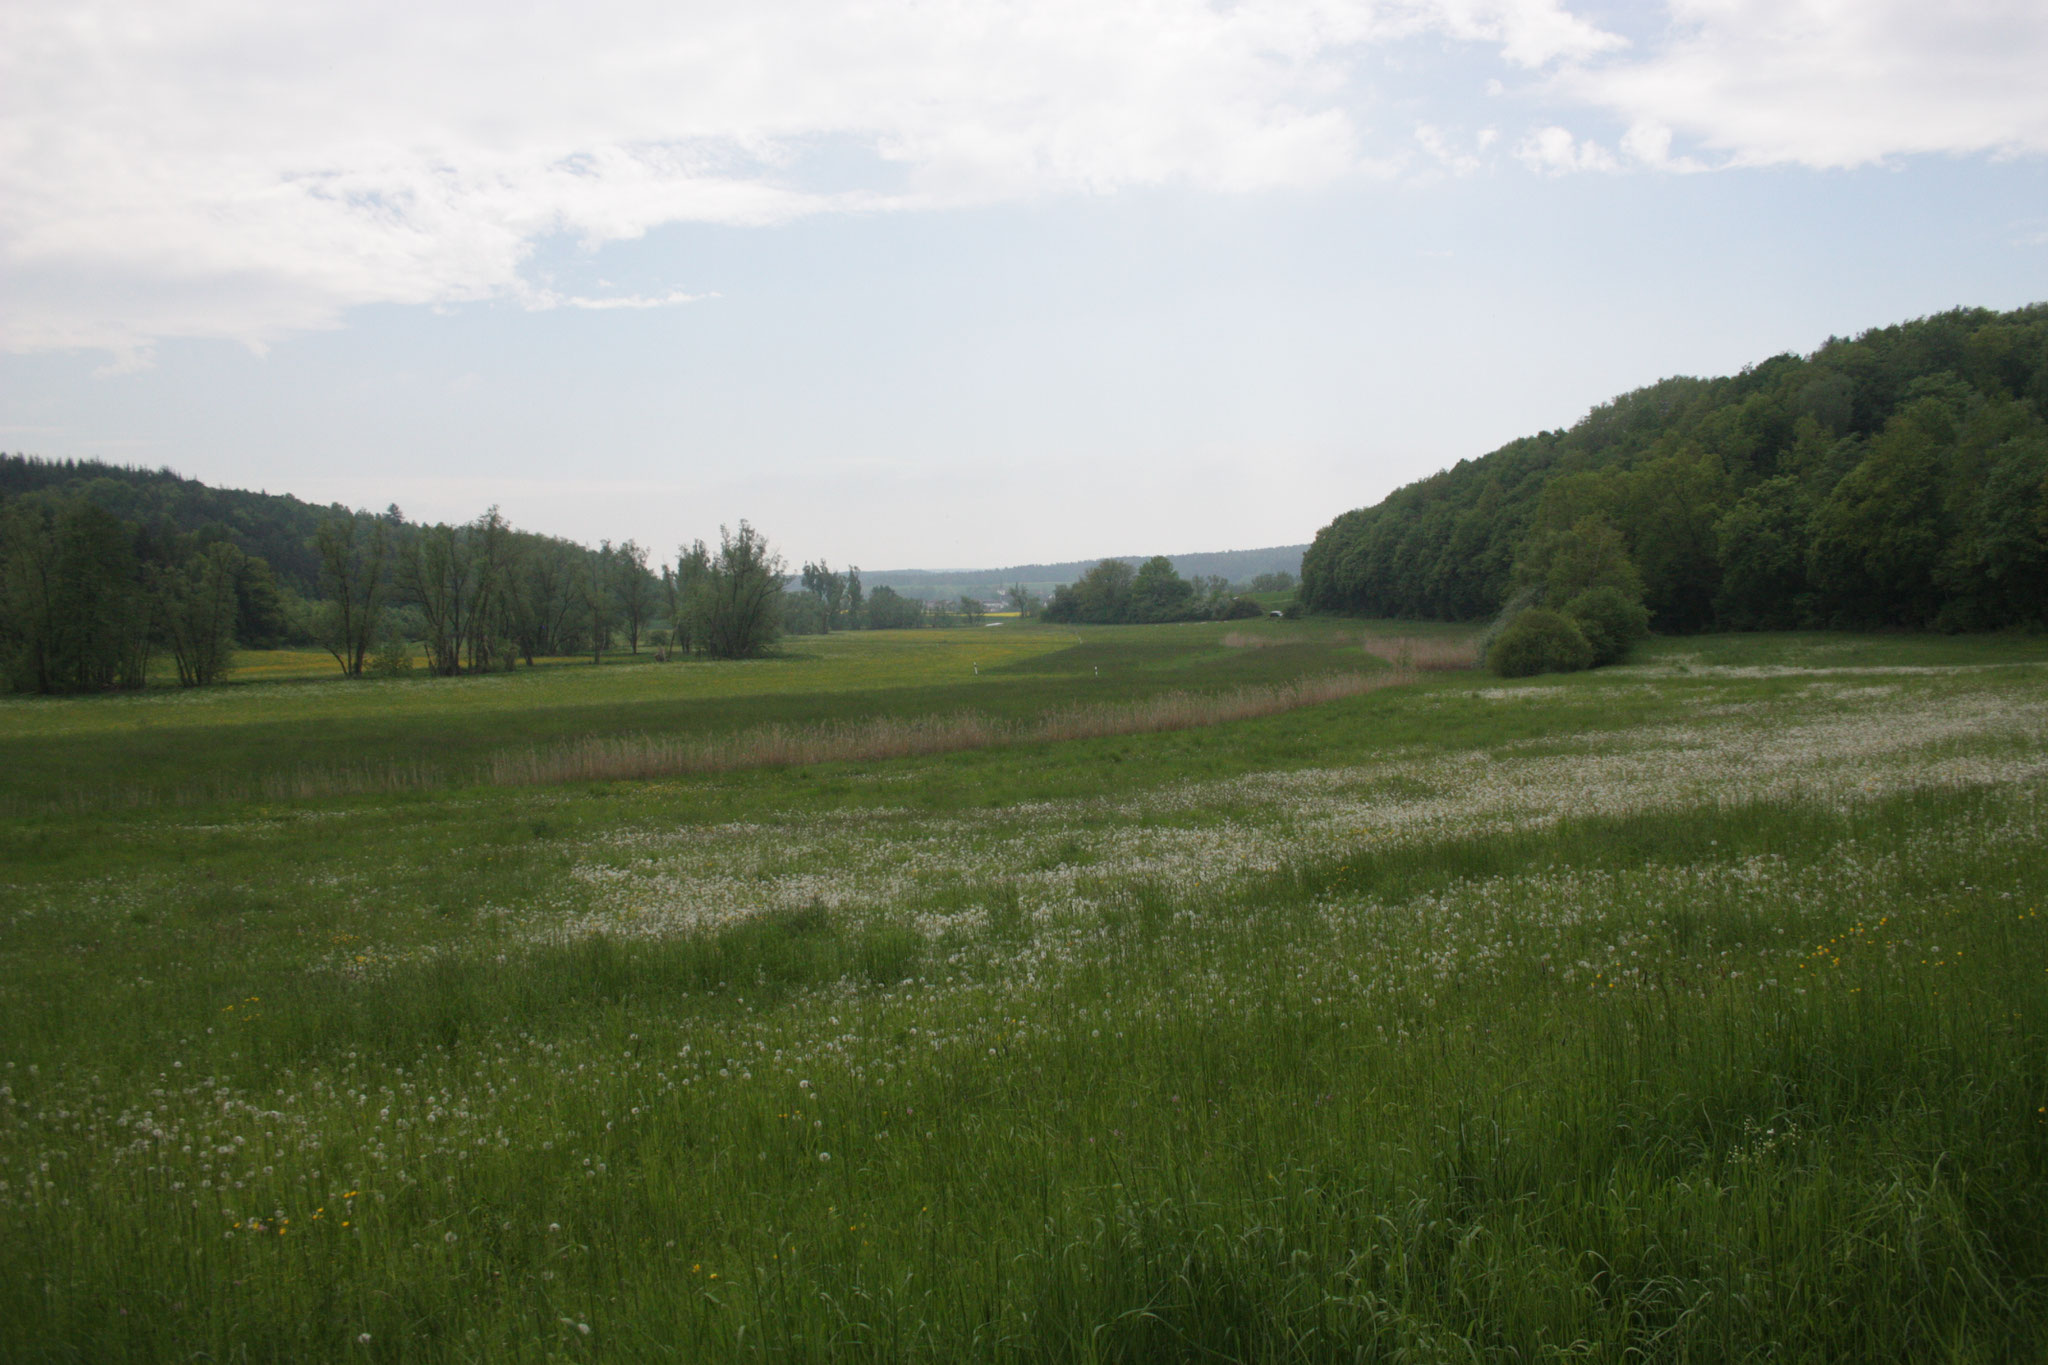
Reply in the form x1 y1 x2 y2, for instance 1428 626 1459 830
844 565 864 629
396 522 473 675
800 560 845 631
312 513 388 679
159 541 245 686
582 541 618 664
614 539 656 654
671 540 711 655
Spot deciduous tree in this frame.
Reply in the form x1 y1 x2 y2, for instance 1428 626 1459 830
312 513 388 679
698 522 784 659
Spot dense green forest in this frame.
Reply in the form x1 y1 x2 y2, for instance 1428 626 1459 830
1301 304 2048 632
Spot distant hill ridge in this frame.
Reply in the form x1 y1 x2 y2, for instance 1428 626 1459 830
862 546 1306 600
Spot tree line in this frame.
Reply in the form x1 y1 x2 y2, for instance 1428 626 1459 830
1300 304 2048 633
1040 557 1282 624
0 493 796 692
259 512 794 681
788 563 1071 632
4 483 1252 695
0 495 286 693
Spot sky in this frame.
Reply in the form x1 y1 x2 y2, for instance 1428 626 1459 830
2 1 2045 570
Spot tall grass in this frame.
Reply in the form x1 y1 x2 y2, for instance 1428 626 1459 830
1355 633 1480 670
11 669 1412 813
6 633 2048 1360
486 671 1409 786
0 624 1401 815
1221 630 1480 671
5 782 2045 1360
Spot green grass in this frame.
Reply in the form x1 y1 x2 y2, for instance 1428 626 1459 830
4 624 2048 1360
0 620 1398 811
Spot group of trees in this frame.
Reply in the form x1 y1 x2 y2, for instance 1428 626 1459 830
791 561 866 635
860 588 998 629
1302 305 2048 634
7 456 1254 695
787 562 1043 633
1041 556 1270 625
304 512 789 681
0 483 791 692
0 493 284 694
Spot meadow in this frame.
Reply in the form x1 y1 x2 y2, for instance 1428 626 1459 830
3 618 2047 1361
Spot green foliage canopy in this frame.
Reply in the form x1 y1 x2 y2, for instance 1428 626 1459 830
1303 304 2048 633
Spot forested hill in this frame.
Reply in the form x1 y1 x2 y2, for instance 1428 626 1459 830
0 456 342 594
1301 304 2048 632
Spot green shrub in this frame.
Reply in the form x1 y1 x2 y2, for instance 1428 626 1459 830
1564 586 1651 666
369 635 415 677
1487 608 1593 678
1219 596 1265 620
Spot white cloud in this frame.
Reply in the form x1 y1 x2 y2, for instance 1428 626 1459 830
1616 120 1704 172
1562 0 2048 169
1424 0 1625 67
1516 125 1616 173
518 288 719 312
0 0 1621 355
2 1 2044 358
1414 123 1493 174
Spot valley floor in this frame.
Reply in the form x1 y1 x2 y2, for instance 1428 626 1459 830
3 622 2046 1360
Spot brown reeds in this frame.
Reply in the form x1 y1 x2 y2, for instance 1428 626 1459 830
1220 631 1304 648
1358 635 1481 671
1220 630 1479 670
255 759 447 802
487 670 1412 787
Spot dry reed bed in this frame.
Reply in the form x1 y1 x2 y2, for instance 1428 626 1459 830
1357 635 1480 671
488 671 1411 786
1220 631 1480 671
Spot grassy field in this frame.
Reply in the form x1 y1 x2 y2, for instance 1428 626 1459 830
0 621 1433 812
4 621 2048 1360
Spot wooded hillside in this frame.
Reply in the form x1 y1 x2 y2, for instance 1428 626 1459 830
1301 305 2048 632
0 456 341 595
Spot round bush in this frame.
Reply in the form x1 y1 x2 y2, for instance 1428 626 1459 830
1487 608 1594 678
1564 586 1651 666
